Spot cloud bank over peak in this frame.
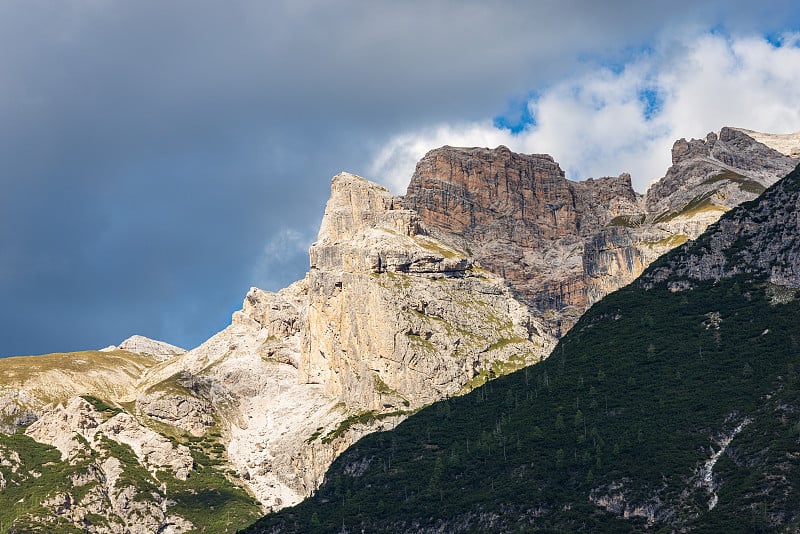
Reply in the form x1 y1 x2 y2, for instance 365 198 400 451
3 1 800 357
371 32 800 194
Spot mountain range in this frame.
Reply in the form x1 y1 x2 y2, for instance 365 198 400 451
246 145 800 534
0 127 798 533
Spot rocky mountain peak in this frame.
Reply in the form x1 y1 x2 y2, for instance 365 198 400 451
5 128 800 532
646 126 797 214
315 172 417 244
248 149 800 534
644 162 800 290
310 172 469 275
404 131 798 338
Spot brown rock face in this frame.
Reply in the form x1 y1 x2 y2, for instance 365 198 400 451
405 131 798 336
405 146 640 334
406 146 638 243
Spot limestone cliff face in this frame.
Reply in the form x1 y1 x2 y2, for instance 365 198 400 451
405 146 640 334
406 129 798 336
116 174 549 513
303 173 549 411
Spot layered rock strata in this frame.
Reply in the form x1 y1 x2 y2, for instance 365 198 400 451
405 128 798 335
303 173 549 410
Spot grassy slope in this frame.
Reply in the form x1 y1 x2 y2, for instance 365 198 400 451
0 350 157 382
0 423 263 533
0 349 263 532
0 350 158 410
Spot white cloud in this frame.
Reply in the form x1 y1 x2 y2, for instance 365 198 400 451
369 123 516 194
369 32 800 194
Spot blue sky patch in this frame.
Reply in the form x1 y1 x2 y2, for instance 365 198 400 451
766 32 783 48
638 87 663 121
493 95 537 133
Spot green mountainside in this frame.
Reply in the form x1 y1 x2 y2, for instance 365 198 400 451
244 166 800 532
0 351 263 533
0 424 261 533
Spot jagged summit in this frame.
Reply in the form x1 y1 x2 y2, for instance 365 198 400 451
404 129 798 336
730 127 800 158
645 126 797 213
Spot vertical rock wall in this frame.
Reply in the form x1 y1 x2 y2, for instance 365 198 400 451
405 130 797 336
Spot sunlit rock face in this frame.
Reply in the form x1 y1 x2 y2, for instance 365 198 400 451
303 173 550 410
405 129 798 336
405 147 639 329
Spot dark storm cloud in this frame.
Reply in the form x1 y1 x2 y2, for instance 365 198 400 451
1 0 798 356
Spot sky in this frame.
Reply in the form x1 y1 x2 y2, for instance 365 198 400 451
2 1 800 357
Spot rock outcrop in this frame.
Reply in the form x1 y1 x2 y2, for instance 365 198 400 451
26 397 193 480
304 173 549 410
133 281 348 510
405 128 798 336
644 162 800 289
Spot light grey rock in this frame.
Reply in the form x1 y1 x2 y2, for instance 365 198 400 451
114 335 187 361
